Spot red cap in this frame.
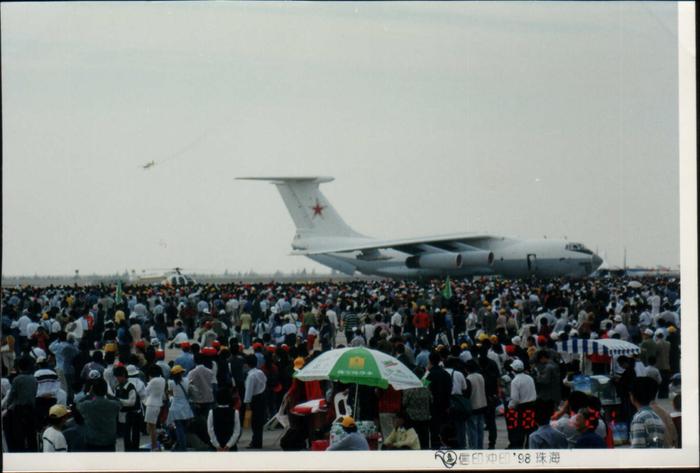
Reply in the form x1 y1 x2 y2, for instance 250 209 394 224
505 345 517 356
537 335 547 346
179 341 191 349
212 340 221 349
201 347 217 357
135 340 146 349
252 342 263 350
155 350 165 360
280 344 290 352
266 345 277 353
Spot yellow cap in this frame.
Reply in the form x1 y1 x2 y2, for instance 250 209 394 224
171 365 185 375
340 416 356 428
293 357 305 370
49 404 70 418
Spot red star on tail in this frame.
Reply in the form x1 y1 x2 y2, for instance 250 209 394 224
311 199 325 218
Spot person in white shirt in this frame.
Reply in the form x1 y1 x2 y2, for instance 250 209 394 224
15 311 32 338
144 366 167 451
390 309 403 337
613 315 630 341
644 357 663 387
42 404 70 452
243 355 267 449
325 308 339 347
465 360 487 449
507 359 537 449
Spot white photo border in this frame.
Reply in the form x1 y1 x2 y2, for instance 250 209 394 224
2 1 697 471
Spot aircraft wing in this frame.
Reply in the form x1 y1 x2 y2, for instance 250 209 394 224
292 233 499 256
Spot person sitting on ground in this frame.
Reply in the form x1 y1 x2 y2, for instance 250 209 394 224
42 404 71 452
382 412 420 450
326 416 369 451
573 407 607 449
551 390 606 447
528 399 568 449
207 387 241 452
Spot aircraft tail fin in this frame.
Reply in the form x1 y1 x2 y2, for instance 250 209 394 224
236 176 364 238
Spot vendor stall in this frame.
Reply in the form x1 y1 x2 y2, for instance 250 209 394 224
294 347 422 450
556 338 640 445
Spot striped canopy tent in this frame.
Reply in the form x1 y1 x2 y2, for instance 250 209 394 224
556 338 640 356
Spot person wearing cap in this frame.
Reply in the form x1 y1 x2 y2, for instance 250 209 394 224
382 412 420 450
112 365 143 452
187 354 216 416
42 404 70 452
76 378 122 451
167 365 194 451
612 315 630 341
326 416 369 451
155 350 170 378
243 354 267 449
174 341 195 374
506 359 537 449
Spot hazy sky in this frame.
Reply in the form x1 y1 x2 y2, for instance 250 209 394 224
2 2 682 276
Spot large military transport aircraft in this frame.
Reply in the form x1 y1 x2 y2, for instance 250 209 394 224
237 176 603 279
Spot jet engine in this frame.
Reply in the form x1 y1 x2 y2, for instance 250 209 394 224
458 250 494 267
405 253 463 270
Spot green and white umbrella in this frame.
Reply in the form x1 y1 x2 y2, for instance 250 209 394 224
294 346 422 390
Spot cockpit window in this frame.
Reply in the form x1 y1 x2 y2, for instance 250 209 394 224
566 242 593 254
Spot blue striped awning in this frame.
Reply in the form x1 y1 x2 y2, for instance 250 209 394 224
556 338 640 356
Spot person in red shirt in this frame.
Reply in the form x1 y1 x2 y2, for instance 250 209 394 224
376 386 402 439
412 306 432 340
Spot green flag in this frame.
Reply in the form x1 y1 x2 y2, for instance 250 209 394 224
115 280 123 304
442 276 453 299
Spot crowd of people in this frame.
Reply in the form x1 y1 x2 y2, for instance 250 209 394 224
1 275 682 452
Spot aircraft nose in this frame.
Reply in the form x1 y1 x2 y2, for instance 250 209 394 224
592 254 603 268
